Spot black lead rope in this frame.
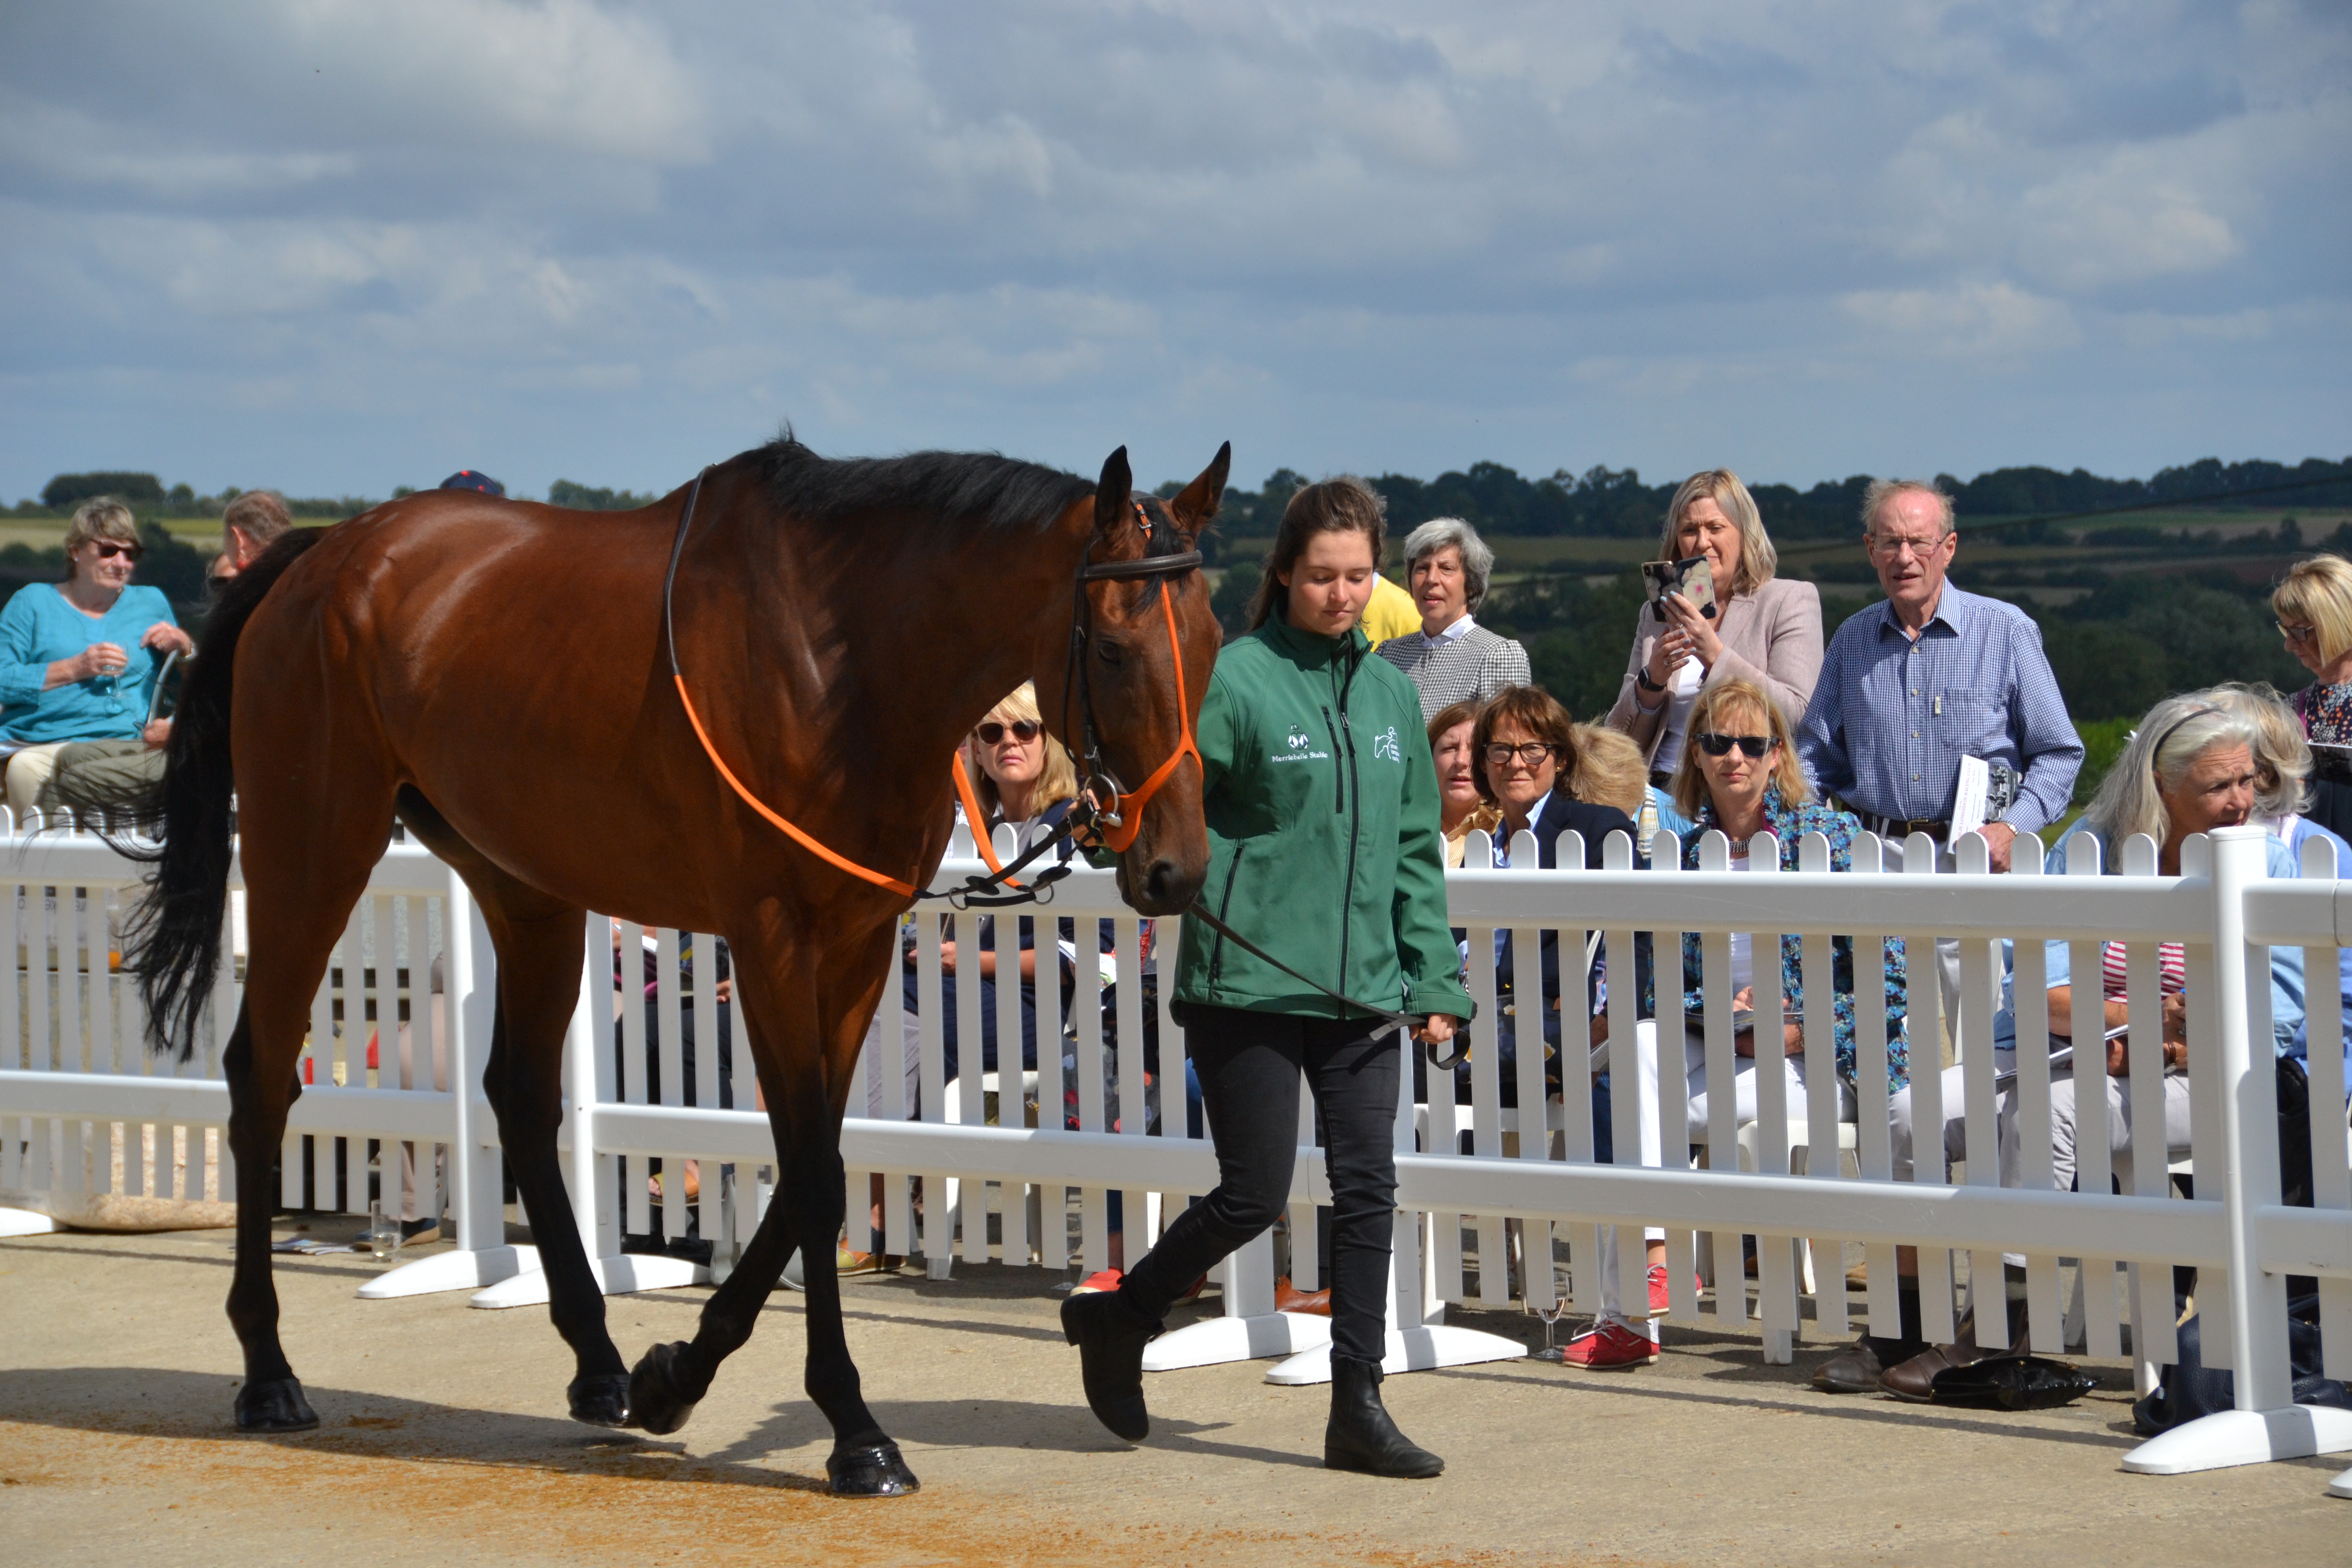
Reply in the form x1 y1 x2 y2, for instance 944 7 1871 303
1182 900 1472 1069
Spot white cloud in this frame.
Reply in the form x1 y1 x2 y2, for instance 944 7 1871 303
1840 283 2085 357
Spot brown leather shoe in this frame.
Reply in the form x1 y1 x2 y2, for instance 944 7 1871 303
1879 1342 1972 1402
1879 1301 2028 1403
1275 1276 1332 1316
1812 1334 1887 1394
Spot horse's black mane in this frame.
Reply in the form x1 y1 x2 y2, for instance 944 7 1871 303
755 432 1096 536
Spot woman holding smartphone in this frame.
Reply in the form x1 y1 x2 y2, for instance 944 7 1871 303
1060 477 1473 1479
1605 470 1823 791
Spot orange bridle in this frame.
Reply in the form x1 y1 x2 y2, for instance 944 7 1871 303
663 470 1202 903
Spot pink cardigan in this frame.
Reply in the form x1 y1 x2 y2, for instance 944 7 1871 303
1603 575 1824 768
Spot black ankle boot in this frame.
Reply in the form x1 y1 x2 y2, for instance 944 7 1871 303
1325 1357 1443 1478
1060 1288 1161 1441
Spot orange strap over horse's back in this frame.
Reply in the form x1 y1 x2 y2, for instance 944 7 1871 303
672 674 921 899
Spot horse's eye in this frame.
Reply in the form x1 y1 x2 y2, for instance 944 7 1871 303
1096 639 1124 667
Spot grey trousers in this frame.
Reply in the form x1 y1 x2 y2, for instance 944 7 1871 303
36 738 161 815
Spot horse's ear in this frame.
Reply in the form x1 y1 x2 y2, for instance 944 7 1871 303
1094 447 1133 536
1170 442 1231 530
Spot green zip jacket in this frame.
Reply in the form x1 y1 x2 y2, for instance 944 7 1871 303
1170 617 1475 1028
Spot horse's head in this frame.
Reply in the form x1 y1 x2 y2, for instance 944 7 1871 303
1063 442 1228 916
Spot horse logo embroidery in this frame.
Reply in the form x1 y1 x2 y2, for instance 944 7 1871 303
1373 725 1401 763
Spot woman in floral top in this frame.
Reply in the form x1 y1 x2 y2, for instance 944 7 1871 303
1644 677 1912 1104
2271 555 2352 841
1570 678 1912 1375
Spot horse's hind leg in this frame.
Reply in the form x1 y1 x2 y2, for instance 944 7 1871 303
468 884 630 1424
227 820 389 1429
628 921 917 1496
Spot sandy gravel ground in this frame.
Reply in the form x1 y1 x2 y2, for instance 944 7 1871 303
1 1224 2343 1566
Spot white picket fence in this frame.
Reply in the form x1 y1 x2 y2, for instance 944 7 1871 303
2 816 2349 1489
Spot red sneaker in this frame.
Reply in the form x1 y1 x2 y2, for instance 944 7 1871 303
1646 1264 1703 1314
1069 1269 1123 1295
1559 1318 1658 1368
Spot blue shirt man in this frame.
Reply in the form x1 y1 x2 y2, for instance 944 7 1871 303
1796 482 2082 870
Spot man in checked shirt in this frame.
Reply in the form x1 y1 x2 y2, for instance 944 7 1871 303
1797 478 2082 1390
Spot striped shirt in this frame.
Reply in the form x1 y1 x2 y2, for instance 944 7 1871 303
2098 941 2185 1000
1796 583 2082 832
1376 617 1532 721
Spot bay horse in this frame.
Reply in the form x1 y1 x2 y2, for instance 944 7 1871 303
125 435 1229 1496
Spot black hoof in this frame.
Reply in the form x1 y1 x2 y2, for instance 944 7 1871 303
567 1372 631 1429
234 1377 319 1433
827 1439 920 1497
626 1341 702 1436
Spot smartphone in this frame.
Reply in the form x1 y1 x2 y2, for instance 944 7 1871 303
1642 556 1718 621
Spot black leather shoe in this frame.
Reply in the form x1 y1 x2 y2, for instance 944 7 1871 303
1325 1357 1443 1479
1061 1287 1160 1441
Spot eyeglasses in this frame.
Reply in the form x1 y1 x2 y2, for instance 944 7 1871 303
87 541 143 562
1483 742 1558 768
1693 732 1774 758
1868 533 1945 560
974 719 1042 745
2277 621 2318 644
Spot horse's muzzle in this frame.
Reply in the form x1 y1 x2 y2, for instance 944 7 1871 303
1121 854 1203 917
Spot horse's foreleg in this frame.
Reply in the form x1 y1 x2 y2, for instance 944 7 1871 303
628 926 915 1493
476 902 629 1425
220 1004 316 1431
781 1110 918 1494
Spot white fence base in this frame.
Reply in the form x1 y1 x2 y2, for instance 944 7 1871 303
467 1252 709 1309
358 1244 542 1300
1145 1312 1331 1370
2329 1465 2352 1499
0 1205 59 1236
1265 1325 1528 1385
2121 1406 2352 1475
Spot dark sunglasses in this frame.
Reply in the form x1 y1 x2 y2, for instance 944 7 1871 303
1693 731 1774 758
974 719 1042 745
87 541 143 562
1483 742 1558 767
2277 621 2317 644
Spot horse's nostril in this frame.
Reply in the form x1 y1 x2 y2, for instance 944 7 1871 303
1142 858 1177 906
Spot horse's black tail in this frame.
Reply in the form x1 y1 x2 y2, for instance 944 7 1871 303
121 528 327 1062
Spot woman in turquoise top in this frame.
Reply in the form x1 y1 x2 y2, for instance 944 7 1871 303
0 498 192 820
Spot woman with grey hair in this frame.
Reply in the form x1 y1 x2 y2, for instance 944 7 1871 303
0 497 193 821
1901 694 2315 1398
1375 517 1530 720
1605 470 1822 788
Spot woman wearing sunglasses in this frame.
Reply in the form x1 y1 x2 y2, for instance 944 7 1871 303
1572 678 1912 1373
915 682 1087 1094
1654 677 1913 1131
0 496 194 821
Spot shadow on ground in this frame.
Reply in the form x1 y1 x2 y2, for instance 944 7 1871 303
0 1365 1274 1484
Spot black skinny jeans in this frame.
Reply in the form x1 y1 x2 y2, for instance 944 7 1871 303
1116 1004 1400 1363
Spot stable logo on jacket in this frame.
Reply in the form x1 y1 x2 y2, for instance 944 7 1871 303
1272 725 1328 763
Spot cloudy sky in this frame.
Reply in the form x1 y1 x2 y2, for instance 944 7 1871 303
1 1 2345 503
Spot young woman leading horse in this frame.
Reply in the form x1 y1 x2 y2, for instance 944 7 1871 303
123 434 1229 1498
